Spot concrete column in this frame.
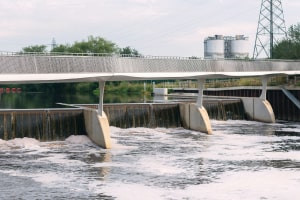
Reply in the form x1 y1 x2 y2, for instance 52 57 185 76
179 78 212 134
260 76 268 100
98 81 105 116
83 108 111 149
82 80 111 149
241 97 275 123
242 76 275 123
196 79 205 107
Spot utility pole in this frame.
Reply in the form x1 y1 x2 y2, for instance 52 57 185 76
253 0 287 59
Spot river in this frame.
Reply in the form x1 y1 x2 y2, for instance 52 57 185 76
0 119 299 199
0 91 299 199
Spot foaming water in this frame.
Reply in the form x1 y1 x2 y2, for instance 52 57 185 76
1 121 300 199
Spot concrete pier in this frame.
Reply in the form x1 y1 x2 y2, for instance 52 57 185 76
179 79 212 134
179 103 212 134
82 81 111 149
83 108 111 149
241 98 275 123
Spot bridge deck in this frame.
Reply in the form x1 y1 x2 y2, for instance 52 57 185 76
0 53 299 83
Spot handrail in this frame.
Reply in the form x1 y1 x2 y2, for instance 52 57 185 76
1 51 300 62
0 51 194 60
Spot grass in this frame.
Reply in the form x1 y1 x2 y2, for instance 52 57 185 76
155 76 300 89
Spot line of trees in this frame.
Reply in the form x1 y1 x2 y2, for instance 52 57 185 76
21 35 140 56
17 36 141 94
273 23 300 59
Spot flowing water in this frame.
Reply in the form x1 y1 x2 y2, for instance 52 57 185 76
0 120 300 200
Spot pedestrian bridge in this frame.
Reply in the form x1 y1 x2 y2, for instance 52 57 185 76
0 52 299 83
1 52 300 149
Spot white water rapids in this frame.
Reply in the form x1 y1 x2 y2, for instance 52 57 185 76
0 120 300 199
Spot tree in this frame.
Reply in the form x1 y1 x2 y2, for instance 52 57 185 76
273 23 300 59
119 46 140 56
51 36 118 54
22 45 47 53
19 36 141 94
288 23 300 43
51 44 70 53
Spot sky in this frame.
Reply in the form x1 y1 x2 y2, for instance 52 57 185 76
0 0 299 57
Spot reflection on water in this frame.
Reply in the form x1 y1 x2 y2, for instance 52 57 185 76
0 92 152 109
0 120 300 199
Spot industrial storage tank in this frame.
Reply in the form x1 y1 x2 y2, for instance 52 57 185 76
230 35 249 59
204 35 224 59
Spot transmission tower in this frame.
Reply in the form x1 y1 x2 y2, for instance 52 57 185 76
51 38 57 50
253 0 287 59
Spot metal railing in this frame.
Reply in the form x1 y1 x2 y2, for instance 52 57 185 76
0 51 196 60
1 51 300 62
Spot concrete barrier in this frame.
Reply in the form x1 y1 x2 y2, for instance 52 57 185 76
83 109 111 149
241 97 275 123
153 88 168 96
179 103 212 134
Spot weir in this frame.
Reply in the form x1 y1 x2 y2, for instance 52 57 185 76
0 53 299 148
80 103 182 128
0 102 246 141
0 109 86 141
202 87 300 122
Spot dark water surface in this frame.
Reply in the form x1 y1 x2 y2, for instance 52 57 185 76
0 92 151 109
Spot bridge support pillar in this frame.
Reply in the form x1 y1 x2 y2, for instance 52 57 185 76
241 76 275 123
180 79 212 134
83 81 111 149
98 81 105 116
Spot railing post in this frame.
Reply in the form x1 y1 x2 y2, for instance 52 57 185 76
196 79 205 108
260 76 268 100
98 81 105 116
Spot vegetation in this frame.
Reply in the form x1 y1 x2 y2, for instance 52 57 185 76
16 36 142 94
15 26 300 95
273 23 300 59
94 81 153 96
51 36 118 54
22 45 47 53
154 77 292 89
119 46 140 56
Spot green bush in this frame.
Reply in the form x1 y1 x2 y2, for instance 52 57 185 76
93 81 153 95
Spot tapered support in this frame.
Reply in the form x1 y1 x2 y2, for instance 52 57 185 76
241 76 275 123
179 78 212 134
196 79 205 107
98 81 105 116
83 80 111 149
260 76 268 100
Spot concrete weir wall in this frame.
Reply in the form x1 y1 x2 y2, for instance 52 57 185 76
83 108 111 149
179 103 212 134
0 109 86 141
241 98 275 123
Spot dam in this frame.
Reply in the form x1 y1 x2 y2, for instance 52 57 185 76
0 52 300 148
0 99 245 141
0 53 300 199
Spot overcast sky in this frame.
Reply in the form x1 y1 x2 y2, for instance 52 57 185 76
0 0 299 56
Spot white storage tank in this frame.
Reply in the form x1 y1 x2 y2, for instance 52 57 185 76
204 35 224 59
230 35 249 58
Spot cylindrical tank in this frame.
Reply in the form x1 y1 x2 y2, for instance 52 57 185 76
230 36 249 58
205 37 224 59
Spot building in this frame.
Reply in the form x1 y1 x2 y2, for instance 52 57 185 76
204 35 249 59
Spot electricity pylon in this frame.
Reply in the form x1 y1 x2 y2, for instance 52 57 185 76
253 0 287 59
